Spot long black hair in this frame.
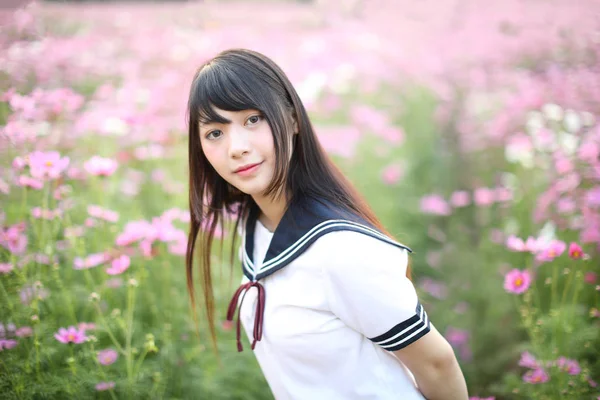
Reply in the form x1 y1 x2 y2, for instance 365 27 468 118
186 48 411 352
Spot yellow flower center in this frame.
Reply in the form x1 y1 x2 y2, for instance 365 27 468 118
68 334 74 341
515 278 523 287
45 161 53 167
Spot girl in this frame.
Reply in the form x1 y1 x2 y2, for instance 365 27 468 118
185 49 468 400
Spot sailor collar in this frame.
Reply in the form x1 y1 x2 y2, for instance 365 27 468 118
226 195 412 352
241 195 411 282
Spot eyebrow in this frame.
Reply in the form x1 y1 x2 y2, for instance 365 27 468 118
198 114 231 131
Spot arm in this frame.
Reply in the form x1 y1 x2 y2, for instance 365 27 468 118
393 323 468 400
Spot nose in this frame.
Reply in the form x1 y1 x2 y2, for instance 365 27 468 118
228 126 252 159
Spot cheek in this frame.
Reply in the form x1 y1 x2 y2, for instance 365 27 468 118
201 145 225 173
257 129 276 158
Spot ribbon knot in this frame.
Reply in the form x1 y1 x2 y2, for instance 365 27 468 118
226 280 266 352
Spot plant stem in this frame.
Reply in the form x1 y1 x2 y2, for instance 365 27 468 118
92 302 125 354
125 282 137 394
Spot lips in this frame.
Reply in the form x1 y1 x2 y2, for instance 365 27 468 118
234 162 261 173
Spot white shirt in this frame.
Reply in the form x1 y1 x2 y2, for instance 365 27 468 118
237 216 428 400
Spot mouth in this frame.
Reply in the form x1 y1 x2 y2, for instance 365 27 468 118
234 162 262 174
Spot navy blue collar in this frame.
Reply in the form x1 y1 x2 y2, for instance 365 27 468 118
242 195 412 281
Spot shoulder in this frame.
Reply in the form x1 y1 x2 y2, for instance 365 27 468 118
309 230 409 271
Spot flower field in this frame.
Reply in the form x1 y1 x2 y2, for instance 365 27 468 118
0 0 599 398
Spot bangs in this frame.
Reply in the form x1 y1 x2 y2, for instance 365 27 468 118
190 63 275 125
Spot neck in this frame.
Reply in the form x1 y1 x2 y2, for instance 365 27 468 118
252 192 289 233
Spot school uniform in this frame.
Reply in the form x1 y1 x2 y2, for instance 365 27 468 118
226 195 430 400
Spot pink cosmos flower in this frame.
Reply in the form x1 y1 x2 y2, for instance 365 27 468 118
12 156 27 170
106 255 130 275
518 351 540 369
419 278 448 299
140 239 155 258
0 224 28 255
473 187 495 206
523 368 549 384
84 156 118 177
585 272 597 284
16 175 44 190
420 195 451 216
535 240 566 262
0 263 13 274
84 218 98 228
454 302 469 314
381 163 403 185
450 191 470 208
556 197 576 214
78 322 96 331
506 235 526 251
0 178 9 195
568 242 584 259
97 348 119 365
585 187 600 208
554 156 574 174
87 205 119 223
578 141 599 163
445 327 469 347
74 252 110 270
504 269 532 294
28 151 70 180
95 381 115 391
15 326 33 337
20 285 49 305
506 235 539 253
104 278 123 290
115 220 154 246
556 357 581 375
0 339 18 351
54 326 86 344
31 207 62 220
494 187 513 203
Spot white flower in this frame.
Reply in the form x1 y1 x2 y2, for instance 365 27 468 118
330 63 356 95
36 122 50 137
102 117 128 137
526 111 545 134
537 221 557 244
558 131 580 156
563 109 582 133
541 103 563 121
296 71 327 105
505 143 534 168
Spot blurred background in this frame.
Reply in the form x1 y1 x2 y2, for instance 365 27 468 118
1 0 599 399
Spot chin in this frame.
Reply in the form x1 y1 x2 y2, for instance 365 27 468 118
234 184 266 197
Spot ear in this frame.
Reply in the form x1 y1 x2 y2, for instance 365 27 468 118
292 119 299 135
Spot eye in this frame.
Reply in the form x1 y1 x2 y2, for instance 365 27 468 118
205 130 223 140
246 114 263 126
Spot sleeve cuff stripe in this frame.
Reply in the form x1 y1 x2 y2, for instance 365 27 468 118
379 314 430 349
369 302 429 346
381 321 431 351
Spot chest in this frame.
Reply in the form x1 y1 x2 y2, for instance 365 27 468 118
239 254 351 353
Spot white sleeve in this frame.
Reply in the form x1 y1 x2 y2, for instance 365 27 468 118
320 231 430 351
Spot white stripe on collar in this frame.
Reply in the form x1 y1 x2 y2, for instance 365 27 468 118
243 219 409 277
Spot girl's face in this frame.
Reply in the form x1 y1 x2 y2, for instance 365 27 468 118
199 107 277 198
